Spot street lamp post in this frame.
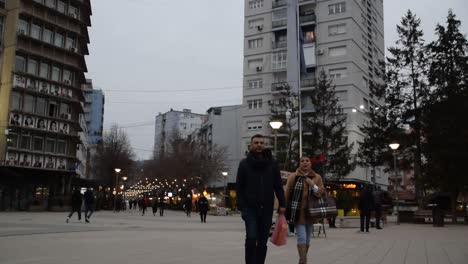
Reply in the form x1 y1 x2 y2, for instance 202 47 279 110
269 121 283 158
389 143 400 225
222 171 228 210
114 168 121 212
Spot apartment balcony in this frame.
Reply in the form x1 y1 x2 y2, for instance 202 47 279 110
300 14 316 24
272 19 287 28
272 0 287 8
272 40 287 49
271 82 289 94
300 78 316 88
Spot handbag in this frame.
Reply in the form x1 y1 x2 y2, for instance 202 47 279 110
270 214 287 246
308 193 338 218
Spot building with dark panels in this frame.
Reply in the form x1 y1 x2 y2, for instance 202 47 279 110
0 0 92 211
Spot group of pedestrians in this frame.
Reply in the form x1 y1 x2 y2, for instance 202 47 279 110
66 187 94 223
359 185 390 233
236 134 338 264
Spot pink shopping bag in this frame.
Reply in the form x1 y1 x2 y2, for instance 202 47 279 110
270 214 287 246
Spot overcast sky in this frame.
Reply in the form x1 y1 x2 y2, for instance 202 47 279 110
86 0 467 160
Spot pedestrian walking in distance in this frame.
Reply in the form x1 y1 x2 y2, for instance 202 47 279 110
184 196 192 217
83 187 95 223
198 194 209 223
285 156 326 264
152 199 158 216
359 185 375 233
159 198 165 216
236 134 286 264
141 196 148 216
66 188 83 223
373 186 383 229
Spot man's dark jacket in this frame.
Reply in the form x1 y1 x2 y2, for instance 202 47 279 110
84 190 94 206
236 150 286 211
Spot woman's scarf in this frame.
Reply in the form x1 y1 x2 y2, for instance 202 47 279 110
287 169 311 223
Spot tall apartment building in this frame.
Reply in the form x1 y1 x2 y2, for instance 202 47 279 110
0 0 92 211
154 109 207 158
83 79 104 181
195 105 243 188
243 0 385 183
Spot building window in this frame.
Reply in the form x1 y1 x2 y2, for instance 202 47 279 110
272 51 287 71
27 59 38 75
63 69 73 84
34 137 44 151
57 1 66 13
60 103 70 118
329 2 346 15
46 0 56 8
23 95 34 113
248 79 263 89
54 32 64 48
328 23 346 35
248 59 263 71
329 68 347 79
43 28 53 44
272 8 287 21
180 122 187 130
248 0 263 9
248 18 263 29
40 62 49 79
15 55 26 72
10 92 22 110
247 99 263 110
335 91 348 101
304 31 315 43
21 135 32 150
362 77 368 89
248 38 263 49
57 140 66 154
52 66 61 82
36 98 46 115
45 138 55 153
31 24 41 40
65 36 75 50
18 19 29 35
247 121 263 131
48 101 57 117
329 46 347 57
7 133 18 148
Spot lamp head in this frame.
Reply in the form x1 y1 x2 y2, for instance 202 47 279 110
114 168 121 173
389 143 400 150
269 121 283 130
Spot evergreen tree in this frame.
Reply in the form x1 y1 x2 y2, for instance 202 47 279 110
423 10 468 223
302 69 354 179
385 10 429 204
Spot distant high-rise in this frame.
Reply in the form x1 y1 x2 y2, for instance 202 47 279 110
0 0 92 210
242 0 385 182
153 109 207 159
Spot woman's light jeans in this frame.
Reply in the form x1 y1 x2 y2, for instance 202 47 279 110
296 224 314 245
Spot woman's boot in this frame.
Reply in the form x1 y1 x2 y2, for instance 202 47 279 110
297 244 308 264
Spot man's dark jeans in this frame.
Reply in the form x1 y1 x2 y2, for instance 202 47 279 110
242 207 273 264
375 206 382 228
360 210 370 232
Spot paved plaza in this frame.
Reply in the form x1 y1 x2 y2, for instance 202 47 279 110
0 210 467 264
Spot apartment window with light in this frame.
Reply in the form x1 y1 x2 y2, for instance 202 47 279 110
248 79 263 89
328 23 346 35
27 59 38 75
272 51 287 71
40 62 49 79
8 134 18 148
43 28 53 44
248 38 263 49
329 68 347 79
31 24 41 40
249 0 263 9
329 46 347 57
248 99 263 110
15 56 26 72
329 2 346 15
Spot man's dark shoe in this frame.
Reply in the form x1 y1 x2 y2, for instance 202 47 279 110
85 219 90 223
376 227 382 229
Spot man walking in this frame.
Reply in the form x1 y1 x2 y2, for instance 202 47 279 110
373 186 383 229
236 134 286 264
66 188 83 223
359 185 375 233
198 194 209 223
83 187 95 223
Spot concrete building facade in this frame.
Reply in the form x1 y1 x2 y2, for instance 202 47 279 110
195 105 243 188
242 0 386 185
0 0 92 210
153 109 207 159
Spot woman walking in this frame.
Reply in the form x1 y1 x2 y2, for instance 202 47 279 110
285 157 325 264
198 194 209 223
